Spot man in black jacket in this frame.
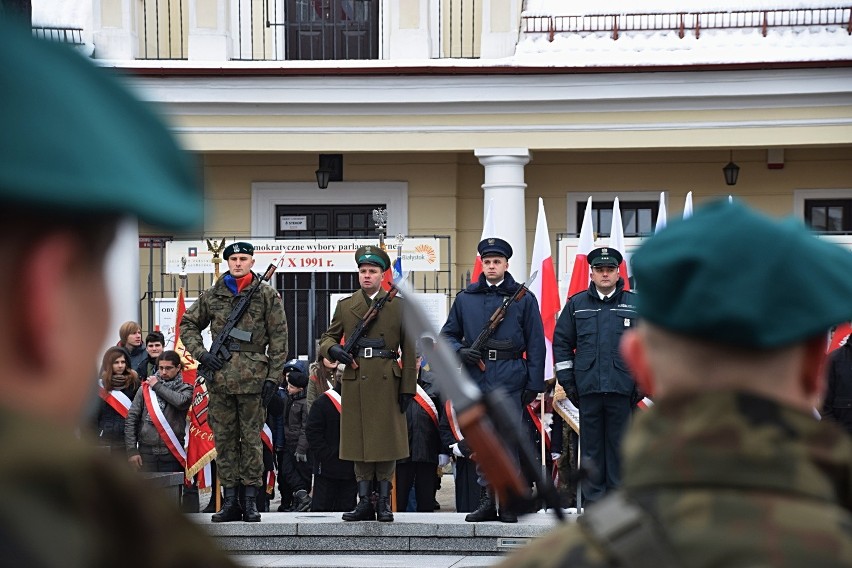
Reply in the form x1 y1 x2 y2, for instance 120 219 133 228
305 380 356 512
553 247 639 504
823 333 852 434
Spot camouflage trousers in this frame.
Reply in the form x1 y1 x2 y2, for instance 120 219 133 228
208 392 265 488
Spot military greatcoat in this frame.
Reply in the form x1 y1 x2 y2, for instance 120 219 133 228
319 288 416 462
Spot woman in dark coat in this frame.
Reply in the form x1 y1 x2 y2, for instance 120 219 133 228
94 346 140 453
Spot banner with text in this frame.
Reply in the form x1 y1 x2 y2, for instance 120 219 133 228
165 238 441 274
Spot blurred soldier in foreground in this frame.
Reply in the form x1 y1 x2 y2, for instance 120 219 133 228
501 201 852 567
0 20 235 567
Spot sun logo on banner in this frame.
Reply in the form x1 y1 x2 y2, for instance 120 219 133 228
416 244 437 264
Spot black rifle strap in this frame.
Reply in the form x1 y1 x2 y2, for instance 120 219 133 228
577 491 681 568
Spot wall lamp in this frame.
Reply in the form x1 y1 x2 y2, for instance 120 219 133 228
723 150 740 186
315 154 343 189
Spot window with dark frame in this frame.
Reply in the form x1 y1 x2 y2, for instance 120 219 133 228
804 199 852 233
577 200 659 237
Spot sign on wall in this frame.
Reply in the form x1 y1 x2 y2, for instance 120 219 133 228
165 238 441 274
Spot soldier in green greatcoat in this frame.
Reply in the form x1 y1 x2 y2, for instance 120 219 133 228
0 19 235 567
500 201 852 567
319 245 417 522
181 242 289 523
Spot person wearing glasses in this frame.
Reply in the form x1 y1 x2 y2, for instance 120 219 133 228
125 351 192 476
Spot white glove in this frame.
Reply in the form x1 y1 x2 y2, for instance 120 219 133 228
550 452 561 462
438 454 452 467
450 443 464 458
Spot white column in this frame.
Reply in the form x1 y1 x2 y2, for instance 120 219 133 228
188 0 231 61
474 148 531 281
92 0 138 60
479 0 522 59
386 0 432 59
100 218 140 358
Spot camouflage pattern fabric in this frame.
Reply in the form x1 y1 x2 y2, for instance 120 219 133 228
500 391 852 567
208 392 266 487
181 274 289 395
0 409 237 568
181 272 288 487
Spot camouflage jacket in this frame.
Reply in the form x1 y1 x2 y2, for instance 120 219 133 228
180 272 288 395
500 391 852 568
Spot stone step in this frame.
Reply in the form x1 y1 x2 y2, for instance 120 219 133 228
233 553 504 567
192 511 571 557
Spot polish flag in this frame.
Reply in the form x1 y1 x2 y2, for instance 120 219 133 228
828 321 852 353
609 197 630 291
655 192 667 234
470 199 496 284
529 198 561 381
683 191 694 219
173 287 197 386
566 196 594 300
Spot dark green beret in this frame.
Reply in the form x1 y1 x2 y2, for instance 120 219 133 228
223 242 254 259
355 245 391 271
632 200 852 348
0 21 201 229
588 247 622 268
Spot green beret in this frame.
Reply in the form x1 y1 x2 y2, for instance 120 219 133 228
355 245 390 271
0 21 201 229
223 242 254 259
632 200 852 348
588 247 622 268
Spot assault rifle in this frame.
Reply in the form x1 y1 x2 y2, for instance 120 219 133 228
341 274 408 370
399 280 565 521
197 260 281 382
468 271 538 371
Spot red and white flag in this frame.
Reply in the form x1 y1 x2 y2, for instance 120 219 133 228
566 196 595 300
176 286 217 490
683 191 694 219
470 199 496 284
609 197 630 291
529 198 561 381
655 192 667 234
828 321 852 353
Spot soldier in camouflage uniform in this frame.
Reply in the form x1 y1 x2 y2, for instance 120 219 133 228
501 201 852 568
0 20 235 566
181 242 289 523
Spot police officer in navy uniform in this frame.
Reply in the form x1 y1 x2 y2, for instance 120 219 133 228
553 247 639 504
440 237 546 522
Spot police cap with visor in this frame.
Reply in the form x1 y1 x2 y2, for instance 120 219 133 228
477 237 513 259
588 247 623 268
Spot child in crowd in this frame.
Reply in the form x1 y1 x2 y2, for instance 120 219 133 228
277 365 312 512
95 346 140 454
305 374 356 512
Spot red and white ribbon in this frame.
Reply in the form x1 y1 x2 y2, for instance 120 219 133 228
142 383 187 467
444 399 464 442
414 385 439 427
98 379 132 418
324 389 342 413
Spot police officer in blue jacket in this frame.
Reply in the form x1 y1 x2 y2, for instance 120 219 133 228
440 237 546 522
554 247 639 504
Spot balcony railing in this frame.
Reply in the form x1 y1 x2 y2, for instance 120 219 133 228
32 26 85 45
138 0 187 59
522 7 852 41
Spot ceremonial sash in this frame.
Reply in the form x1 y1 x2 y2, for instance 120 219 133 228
525 404 551 451
414 385 439 427
142 383 187 467
637 396 654 410
261 423 276 494
324 389 342 413
444 400 464 442
98 379 132 418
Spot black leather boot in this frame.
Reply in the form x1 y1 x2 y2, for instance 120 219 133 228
211 486 242 523
242 485 261 522
342 480 375 522
376 480 394 522
498 506 518 523
465 486 497 522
